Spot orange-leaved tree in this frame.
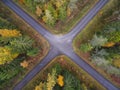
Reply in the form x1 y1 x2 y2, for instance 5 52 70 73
0 29 21 37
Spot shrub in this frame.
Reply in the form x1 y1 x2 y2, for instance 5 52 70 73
113 59 120 68
0 46 19 65
80 43 93 53
10 36 34 53
90 34 108 48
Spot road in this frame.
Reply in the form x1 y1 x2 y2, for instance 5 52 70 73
1 0 119 90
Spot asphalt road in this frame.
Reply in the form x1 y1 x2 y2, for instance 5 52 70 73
1 0 119 90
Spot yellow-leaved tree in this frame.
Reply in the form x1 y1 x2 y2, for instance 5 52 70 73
103 42 115 47
19 0 25 4
34 82 45 90
0 29 21 37
67 7 71 17
0 47 19 65
46 69 57 90
113 59 120 68
20 60 29 68
34 69 57 90
57 75 64 87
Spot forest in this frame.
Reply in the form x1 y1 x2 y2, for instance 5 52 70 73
78 0 120 86
0 16 39 89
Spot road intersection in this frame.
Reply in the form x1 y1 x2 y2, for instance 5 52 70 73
2 0 119 90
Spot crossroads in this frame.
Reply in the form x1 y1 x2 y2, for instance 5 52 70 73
2 0 119 90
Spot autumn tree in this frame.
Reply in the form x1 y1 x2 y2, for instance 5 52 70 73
0 47 19 65
46 69 57 90
57 75 64 87
20 60 29 68
113 59 120 68
36 6 42 16
34 82 46 90
19 0 25 4
0 29 21 37
67 7 71 17
103 42 115 47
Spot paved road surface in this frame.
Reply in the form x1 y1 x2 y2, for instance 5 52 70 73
1 0 119 90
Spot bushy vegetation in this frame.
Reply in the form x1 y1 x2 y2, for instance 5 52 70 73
0 16 39 88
